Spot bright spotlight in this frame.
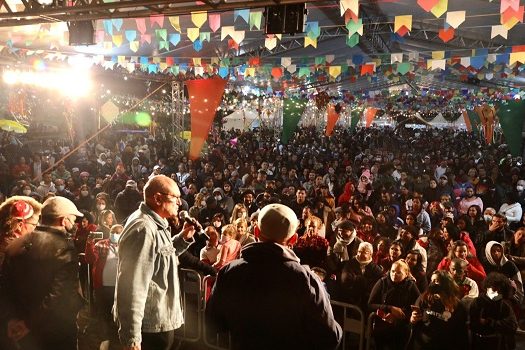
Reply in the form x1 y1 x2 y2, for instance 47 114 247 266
2 68 92 98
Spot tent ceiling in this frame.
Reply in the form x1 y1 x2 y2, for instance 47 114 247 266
0 0 523 91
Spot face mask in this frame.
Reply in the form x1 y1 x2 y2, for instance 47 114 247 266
214 195 222 201
109 233 120 244
81 190 89 197
57 185 65 192
484 215 492 222
213 221 222 228
428 283 443 294
23 189 31 196
517 185 524 192
487 288 503 301
329 169 335 174
200 201 206 207
96 204 106 211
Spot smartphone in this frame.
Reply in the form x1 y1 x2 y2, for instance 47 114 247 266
88 231 104 240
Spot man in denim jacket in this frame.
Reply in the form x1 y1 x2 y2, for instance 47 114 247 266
114 175 196 350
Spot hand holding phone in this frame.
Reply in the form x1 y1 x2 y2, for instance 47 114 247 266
410 305 422 324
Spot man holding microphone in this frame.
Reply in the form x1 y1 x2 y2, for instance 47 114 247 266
113 175 195 350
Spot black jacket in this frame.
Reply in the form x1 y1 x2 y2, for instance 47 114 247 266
470 295 517 350
337 258 383 307
0 226 84 334
205 242 342 350
113 188 142 223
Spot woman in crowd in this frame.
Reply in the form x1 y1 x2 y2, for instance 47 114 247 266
294 216 329 268
470 272 518 350
368 260 420 350
98 209 116 239
356 216 380 244
399 225 427 271
406 250 428 293
85 224 124 350
75 184 94 212
483 241 524 307
375 211 397 240
0 197 42 269
379 240 404 273
437 240 486 286
441 223 477 258
234 218 255 247
409 270 468 350
230 203 248 224
464 204 487 242
213 224 241 270
427 201 444 230
373 237 391 265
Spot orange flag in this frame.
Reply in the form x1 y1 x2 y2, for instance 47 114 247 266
475 104 496 144
325 104 340 136
365 107 378 128
186 77 227 160
462 110 472 133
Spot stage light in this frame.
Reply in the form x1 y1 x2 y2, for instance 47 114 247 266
2 68 92 97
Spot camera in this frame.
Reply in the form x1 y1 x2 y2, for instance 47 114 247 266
88 231 104 240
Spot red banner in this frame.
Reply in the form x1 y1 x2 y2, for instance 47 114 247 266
186 78 227 160
325 104 340 136
365 107 378 128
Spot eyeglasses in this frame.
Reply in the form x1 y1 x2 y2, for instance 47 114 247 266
160 192 180 202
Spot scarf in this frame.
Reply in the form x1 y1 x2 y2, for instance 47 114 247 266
357 256 373 274
332 229 357 262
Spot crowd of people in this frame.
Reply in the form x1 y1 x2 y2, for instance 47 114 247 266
0 124 524 349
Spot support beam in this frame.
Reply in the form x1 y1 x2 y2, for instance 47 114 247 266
0 0 322 26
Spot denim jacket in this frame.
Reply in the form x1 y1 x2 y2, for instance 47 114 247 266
113 203 193 347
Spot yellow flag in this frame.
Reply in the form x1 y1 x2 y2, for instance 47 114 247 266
112 35 123 47
130 41 139 52
187 28 200 42
430 0 448 18
329 66 341 78
432 51 445 59
394 15 412 31
169 16 181 32
191 12 207 28
304 36 317 48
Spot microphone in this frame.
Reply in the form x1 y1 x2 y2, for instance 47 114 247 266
179 210 208 238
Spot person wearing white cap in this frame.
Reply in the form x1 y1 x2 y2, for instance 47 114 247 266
206 203 342 350
0 196 84 350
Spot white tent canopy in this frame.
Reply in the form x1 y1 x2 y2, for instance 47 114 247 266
223 109 259 130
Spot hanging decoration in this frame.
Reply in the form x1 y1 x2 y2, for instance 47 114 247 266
498 100 525 156
281 98 307 144
186 77 227 159
325 103 340 136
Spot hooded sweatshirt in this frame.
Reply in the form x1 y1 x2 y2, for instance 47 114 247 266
484 241 524 304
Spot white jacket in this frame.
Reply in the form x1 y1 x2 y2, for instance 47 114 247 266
498 202 522 223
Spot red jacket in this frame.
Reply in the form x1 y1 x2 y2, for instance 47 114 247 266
85 238 112 290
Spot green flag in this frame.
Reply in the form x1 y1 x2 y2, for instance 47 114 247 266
498 100 525 156
467 110 481 138
350 111 360 131
281 98 307 144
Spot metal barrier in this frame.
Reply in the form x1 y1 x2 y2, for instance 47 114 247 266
330 300 366 350
174 268 203 343
365 312 375 350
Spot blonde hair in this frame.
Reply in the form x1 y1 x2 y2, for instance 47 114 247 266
230 203 248 223
110 224 124 234
304 215 322 229
391 259 411 279
221 224 237 238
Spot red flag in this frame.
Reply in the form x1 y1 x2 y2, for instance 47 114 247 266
365 107 378 128
186 78 227 160
325 104 340 136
